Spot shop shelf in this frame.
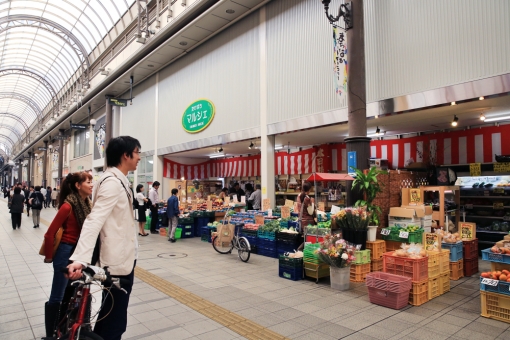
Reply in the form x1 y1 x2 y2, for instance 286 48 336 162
382 229 424 244
440 250 451 275
463 239 479 260
481 291 510 324
441 241 464 262
409 279 429 306
482 249 510 264
439 273 450 295
427 251 441 279
366 240 386 260
367 287 410 310
354 250 371 265
464 257 479 277
279 255 303 269
278 266 303 281
366 272 412 293
304 262 330 281
370 258 384 272
350 263 371 282
480 277 510 297
450 259 464 281
428 276 441 300
383 252 428 282
257 230 276 240
385 240 402 252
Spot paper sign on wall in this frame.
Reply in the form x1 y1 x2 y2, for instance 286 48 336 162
281 206 290 219
207 200 213 211
423 233 441 251
285 199 294 208
255 215 265 225
460 222 476 240
330 205 341 215
262 198 271 211
409 189 421 203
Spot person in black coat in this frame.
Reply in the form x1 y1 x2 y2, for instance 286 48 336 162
10 187 25 229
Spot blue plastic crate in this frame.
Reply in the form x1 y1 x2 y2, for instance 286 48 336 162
178 224 193 231
480 277 510 296
278 266 303 281
288 221 299 230
180 229 194 238
481 249 510 264
243 235 257 247
257 230 276 240
441 241 463 261
258 238 276 248
258 247 278 258
279 221 289 229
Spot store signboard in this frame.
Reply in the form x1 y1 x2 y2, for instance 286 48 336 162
423 232 441 251
469 163 481 176
460 222 476 240
281 206 290 219
54 135 68 140
182 99 215 134
262 198 271 211
108 98 128 107
347 151 356 176
494 162 510 172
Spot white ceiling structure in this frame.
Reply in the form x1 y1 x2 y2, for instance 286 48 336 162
0 0 136 154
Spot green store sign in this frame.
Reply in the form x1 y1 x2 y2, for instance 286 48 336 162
182 99 215 133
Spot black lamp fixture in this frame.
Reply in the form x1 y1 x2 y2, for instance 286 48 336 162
375 126 380 135
451 115 459 127
249 141 254 149
218 146 223 153
321 0 353 28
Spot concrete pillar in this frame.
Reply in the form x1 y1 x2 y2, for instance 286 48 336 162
27 152 32 187
105 96 113 169
17 158 22 184
42 140 48 188
58 130 64 187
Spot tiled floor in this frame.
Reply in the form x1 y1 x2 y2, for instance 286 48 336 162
0 198 509 340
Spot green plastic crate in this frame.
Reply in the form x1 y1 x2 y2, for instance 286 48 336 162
174 228 182 239
354 250 371 264
382 228 424 243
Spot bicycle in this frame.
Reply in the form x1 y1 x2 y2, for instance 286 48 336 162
50 266 128 340
211 208 251 262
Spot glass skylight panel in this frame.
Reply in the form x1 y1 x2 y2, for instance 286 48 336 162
83 3 108 38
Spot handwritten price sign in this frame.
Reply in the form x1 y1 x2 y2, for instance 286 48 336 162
381 229 391 236
281 206 290 219
399 231 409 239
481 278 499 286
255 215 265 225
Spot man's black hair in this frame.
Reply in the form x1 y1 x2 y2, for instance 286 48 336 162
153 181 160 187
171 188 178 195
105 136 142 168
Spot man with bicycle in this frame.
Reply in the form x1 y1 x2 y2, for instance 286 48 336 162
67 136 141 340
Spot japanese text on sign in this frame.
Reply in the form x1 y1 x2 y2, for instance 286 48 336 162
381 229 390 236
469 163 481 176
262 198 271 211
281 206 290 219
399 231 409 239
494 162 510 173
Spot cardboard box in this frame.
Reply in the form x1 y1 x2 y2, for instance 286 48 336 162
401 205 433 216
369 158 389 170
389 207 422 220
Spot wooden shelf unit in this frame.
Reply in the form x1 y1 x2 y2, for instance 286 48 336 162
419 186 460 230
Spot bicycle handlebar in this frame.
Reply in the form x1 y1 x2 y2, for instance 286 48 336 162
60 266 128 293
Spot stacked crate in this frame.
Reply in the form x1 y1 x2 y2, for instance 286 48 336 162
480 247 510 324
463 238 479 277
366 240 386 272
350 250 371 282
276 232 303 256
303 243 330 282
382 251 429 306
278 255 303 281
426 250 450 300
241 224 259 254
442 241 464 280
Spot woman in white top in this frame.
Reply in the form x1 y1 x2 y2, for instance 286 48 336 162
136 184 149 236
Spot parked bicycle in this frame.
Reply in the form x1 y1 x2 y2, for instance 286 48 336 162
212 208 251 262
49 266 128 340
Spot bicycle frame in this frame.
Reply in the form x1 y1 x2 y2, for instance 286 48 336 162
56 283 92 339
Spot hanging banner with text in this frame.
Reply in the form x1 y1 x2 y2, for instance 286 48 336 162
333 25 348 98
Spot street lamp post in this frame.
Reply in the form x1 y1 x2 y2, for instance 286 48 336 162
322 0 369 206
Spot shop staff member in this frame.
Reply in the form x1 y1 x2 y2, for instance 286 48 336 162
233 183 245 202
148 181 160 234
166 188 180 243
67 136 142 340
248 184 262 210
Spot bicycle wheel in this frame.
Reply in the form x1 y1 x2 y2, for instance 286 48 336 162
60 329 103 340
212 236 234 254
237 238 251 262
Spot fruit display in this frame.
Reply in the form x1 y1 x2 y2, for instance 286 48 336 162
437 230 462 243
392 243 428 259
481 270 510 282
490 245 510 254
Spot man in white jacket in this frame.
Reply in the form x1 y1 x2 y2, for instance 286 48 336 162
67 136 141 340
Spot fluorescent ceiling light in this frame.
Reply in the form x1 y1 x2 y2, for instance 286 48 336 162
367 131 385 137
274 146 284 150
484 115 510 122
210 154 224 158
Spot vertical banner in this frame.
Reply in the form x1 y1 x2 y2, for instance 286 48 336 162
333 26 348 98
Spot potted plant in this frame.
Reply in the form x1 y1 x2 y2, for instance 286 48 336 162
351 166 386 243
315 233 356 290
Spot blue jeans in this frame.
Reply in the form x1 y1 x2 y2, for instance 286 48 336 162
49 243 74 304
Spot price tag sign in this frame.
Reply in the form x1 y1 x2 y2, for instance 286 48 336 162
255 215 265 225
469 163 481 177
399 231 409 239
285 199 294 208
233 195 239 203
187 197 192 204
241 196 246 203
465 204 473 210
460 222 476 240
330 205 341 215
262 198 271 211
281 206 291 219
318 202 325 211
191 200 198 211
207 195 211 201
481 278 499 286
423 233 441 251
493 202 505 210
494 162 510 173
381 228 391 236
181 197 186 202
494 188 505 194
207 200 213 211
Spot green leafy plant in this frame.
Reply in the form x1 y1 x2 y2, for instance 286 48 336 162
350 166 386 226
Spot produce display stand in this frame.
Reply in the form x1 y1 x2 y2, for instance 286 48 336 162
418 186 460 230
480 246 510 324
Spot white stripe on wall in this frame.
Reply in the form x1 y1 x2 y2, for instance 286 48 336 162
381 145 387 160
492 133 501 162
341 149 346 171
312 152 316 172
254 159 258 176
392 144 399 168
290 156 295 174
475 135 484 163
297 155 303 173
370 145 376 158
332 149 338 171
443 138 451 165
416 141 423 162
459 137 467 164
404 143 411 164
304 154 309 173
284 156 288 175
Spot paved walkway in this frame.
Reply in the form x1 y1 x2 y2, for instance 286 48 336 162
0 198 509 340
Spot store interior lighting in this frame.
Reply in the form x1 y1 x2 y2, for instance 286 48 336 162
480 113 486 121
367 131 385 137
274 145 284 150
451 115 459 127
451 101 456 106
249 141 254 149
209 154 224 159
479 96 484 100
218 146 223 152
483 114 510 123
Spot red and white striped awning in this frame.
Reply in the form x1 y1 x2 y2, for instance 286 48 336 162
163 155 261 179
